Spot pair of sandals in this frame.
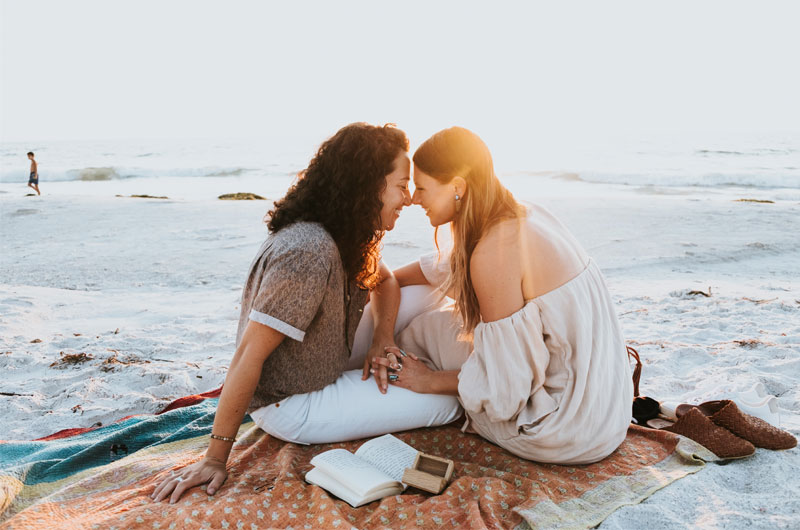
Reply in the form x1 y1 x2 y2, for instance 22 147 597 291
627 347 797 459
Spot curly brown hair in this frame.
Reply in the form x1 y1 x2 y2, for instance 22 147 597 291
267 123 409 290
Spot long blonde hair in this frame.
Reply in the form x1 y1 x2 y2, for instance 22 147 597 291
413 127 523 332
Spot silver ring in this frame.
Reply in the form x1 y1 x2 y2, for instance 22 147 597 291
394 363 403 372
384 346 407 357
175 476 185 482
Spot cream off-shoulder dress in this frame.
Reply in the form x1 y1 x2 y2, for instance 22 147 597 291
397 239 633 465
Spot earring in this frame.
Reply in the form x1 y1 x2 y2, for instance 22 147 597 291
454 192 461 213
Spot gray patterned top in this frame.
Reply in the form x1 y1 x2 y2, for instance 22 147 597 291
236 222 368 410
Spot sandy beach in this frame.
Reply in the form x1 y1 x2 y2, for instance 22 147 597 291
1 167 799 528
3 0 800 525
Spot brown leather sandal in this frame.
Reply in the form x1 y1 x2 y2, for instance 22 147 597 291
677 400 797 450
664 407 756 459
627 347 755 459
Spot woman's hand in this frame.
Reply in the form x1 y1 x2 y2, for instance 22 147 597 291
369 346 434 394
151 456 228 503
362 341 394 393
388 355 435 394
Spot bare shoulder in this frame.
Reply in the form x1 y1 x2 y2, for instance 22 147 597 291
470 218 525 322
472 217 520 259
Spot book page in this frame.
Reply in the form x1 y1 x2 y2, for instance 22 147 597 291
305 467 402 508
305 467 363 507
309 448 397 498
354 434 419 484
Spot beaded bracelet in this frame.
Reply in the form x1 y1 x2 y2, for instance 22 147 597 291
210 434 236 443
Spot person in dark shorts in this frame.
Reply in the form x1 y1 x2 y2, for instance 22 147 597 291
27 152 40 195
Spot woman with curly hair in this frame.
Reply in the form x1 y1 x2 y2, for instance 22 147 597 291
152 123 461 503
371 126 632 465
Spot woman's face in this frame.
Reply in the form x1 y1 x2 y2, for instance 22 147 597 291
379 153 412 231
412 167 456 227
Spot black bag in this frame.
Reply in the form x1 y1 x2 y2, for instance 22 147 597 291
627 346 660 425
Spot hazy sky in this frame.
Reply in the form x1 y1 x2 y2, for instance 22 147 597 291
2 0 799 147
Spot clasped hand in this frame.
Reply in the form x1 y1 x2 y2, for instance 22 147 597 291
368 345 433 394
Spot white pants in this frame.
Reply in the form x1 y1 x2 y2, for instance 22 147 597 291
250 285 463 444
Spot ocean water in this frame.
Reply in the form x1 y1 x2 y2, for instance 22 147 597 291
1 132 798 200
0 138 306 183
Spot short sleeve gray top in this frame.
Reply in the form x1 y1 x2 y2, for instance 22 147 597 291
236 222 368 410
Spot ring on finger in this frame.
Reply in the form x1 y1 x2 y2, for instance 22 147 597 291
388 374 399 382
387 356 402 371
384 346 407 357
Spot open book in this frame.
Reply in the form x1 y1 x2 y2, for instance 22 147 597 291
305 434 418 507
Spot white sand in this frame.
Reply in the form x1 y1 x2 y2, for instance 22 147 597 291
1 178 798 528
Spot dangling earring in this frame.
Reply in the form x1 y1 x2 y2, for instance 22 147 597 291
454 192 462 213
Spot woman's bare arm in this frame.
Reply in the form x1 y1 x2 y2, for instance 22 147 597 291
393 261 430 288
363 261 402 392
205 322 285 461
152 321 284 503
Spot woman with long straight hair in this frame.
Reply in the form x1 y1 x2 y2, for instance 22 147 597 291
374 127 632 464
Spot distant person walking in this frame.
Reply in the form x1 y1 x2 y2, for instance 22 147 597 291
27 151 40 195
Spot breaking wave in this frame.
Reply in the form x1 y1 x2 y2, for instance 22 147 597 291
566 171 800 190
0 166 261 183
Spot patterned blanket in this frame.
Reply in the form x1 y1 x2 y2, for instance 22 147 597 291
1 390 713 529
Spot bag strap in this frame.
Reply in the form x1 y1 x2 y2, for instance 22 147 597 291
627 346 642 398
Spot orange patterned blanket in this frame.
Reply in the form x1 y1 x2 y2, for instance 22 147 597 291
1 393 711 529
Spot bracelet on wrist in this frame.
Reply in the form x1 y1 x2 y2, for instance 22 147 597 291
210 434 236 443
